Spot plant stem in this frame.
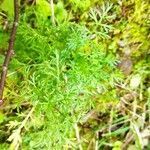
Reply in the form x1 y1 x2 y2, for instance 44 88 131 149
0 0 19 102
49 0 55 26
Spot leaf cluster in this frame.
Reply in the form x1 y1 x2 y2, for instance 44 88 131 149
7 19 122 148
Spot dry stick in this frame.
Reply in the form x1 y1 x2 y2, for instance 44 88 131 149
95 132 98 150
0 0 19 104
0 12 7 18
74 123 83 150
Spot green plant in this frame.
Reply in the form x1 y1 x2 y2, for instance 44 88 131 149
89 2 116 38
0 0 149 149
0 17 121 148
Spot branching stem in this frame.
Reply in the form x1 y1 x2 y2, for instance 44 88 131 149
0 0 19 103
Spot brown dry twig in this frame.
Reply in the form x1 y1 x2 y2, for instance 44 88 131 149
0 0 19 105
